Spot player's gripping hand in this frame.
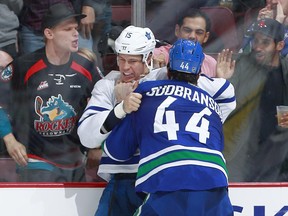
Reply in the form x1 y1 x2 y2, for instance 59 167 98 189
123 92 142 114
3 133 28 166
115 80 139 103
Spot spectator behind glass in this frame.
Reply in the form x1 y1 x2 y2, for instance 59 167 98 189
241 0 288 56
0 50 23 159
153 8 235 79
0 1 23 58
72 0 112 71
18 0 111 70
0 3 100 182
225 18 288 182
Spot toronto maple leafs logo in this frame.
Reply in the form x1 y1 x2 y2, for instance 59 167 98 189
34 94 77 137
145 32 151 40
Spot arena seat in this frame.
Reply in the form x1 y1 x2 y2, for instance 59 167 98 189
200 6 240 52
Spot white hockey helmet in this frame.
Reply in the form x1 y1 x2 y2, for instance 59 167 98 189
115 25 156 71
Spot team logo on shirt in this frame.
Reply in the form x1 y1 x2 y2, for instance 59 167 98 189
1 65 13 82
34 94 77 137
48 73 77 85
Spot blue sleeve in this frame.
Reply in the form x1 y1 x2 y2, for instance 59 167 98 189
0 108 12 138
104 114 138 161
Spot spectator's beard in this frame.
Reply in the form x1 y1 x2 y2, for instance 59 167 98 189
251 51 271 68
251 50 279 69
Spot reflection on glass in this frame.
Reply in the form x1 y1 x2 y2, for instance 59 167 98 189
3 0 288 185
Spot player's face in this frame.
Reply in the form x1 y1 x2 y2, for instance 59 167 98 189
251 33 280 66
175 17 209 45
49 18 80 53
117 54 146 83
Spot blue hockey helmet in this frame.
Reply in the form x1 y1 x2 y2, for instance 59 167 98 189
169 39 204 75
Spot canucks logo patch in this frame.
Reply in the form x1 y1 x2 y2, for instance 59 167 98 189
34 94 77 137
1 65 13 81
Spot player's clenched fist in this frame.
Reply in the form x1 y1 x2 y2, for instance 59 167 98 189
114 81 139 103
123 92 142 114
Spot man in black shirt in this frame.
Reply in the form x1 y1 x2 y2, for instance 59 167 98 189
0 3 100 182
224 18 288 182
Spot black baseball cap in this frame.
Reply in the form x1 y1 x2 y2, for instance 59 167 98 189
248 18 285 42
41 3 86 31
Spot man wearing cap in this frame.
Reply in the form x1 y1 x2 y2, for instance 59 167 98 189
19 0 111 73
0 3 101 182
241 0 288 57
224 18 288 182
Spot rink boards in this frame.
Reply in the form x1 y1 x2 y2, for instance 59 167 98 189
0 182 287 216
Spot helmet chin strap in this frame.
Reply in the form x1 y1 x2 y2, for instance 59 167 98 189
144 58 153 73
143 53 153 73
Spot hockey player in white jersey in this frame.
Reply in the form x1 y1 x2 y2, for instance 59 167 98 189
103 39 235 215
78 25 158 216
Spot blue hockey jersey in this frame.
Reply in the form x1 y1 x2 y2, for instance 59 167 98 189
104 79 231 193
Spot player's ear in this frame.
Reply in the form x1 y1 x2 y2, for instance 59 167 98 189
175 24 181 38
203 31 210 44
276 40 285 51
146 53 152 64
44 28 53 39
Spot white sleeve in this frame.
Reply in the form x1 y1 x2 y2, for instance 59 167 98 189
198 75 236 123
77 79 116 148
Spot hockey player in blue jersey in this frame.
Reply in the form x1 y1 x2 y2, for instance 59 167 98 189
104 39 236 216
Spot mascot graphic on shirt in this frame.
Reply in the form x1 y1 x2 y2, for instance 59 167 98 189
34 94 77 136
